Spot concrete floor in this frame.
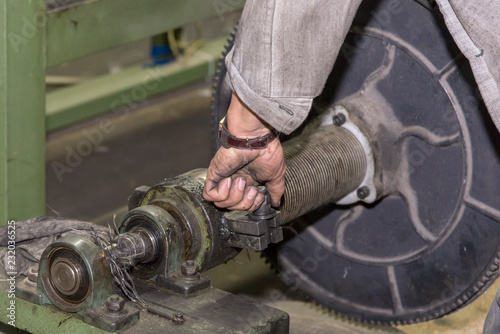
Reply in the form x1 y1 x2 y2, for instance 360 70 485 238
44 81 498 333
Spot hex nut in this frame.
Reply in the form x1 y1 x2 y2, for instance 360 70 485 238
106 294 126 313
173 312 185 324
27 266 39 283
181 261 198 277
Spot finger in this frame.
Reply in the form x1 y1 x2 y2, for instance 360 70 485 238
226 186 259 211
203 177 231 202
205 148 240 185
215 177 247 208
205 154 228 186
265 171 286 207
248 192 266 212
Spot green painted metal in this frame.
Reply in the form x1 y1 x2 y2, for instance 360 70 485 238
0 1 46 224
0 0 241 225
0 290 111 334
38 234 113 312
46 0 244 67
46 37 227 131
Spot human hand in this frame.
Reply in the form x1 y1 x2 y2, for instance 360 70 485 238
203 94 286 211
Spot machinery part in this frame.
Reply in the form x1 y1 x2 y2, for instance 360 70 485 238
181 260 198 276
128 185 152 210
27 266 39 285
83 294 140 332
119 205 185 278
135 278 289 333
38 233 113 313
156 260 211 296
212 0 500 325
173 312 186 325
14 222 286 333
124 169 241 275
280 123 367 222
105 294 126 313
321 105 378 205
223 188 285 251
7 285 290 334
15 270 45 305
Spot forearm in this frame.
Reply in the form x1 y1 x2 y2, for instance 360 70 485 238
226 94 272 137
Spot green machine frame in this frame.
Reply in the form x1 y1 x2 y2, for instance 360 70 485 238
0 0 243 224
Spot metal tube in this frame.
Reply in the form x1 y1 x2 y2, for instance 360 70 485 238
281 125 367 222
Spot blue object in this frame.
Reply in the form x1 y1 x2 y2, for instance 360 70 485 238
145 45 176 67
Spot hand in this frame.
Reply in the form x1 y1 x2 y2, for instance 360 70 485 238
203 94 286 211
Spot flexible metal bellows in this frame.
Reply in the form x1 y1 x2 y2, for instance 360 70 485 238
281 125 367 223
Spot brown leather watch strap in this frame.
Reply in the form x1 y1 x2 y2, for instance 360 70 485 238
218 116 278 150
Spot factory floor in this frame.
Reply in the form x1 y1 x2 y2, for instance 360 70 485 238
45 81 499 334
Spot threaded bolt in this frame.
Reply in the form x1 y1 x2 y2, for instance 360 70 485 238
357 186 370 199
333 114 346 126
181 260 198 277
106 294 125 313
27 266 38 283
173 312 185 324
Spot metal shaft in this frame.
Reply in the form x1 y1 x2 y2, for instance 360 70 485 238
281 125 367 222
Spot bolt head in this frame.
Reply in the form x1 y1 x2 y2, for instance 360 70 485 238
357 186 370 199
27 266 39 283
106 294 125 313
333 113 346 126
181 261 198 276
173 312 186 324
108 295 120 303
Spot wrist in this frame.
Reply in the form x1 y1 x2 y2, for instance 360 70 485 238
227 93 273 137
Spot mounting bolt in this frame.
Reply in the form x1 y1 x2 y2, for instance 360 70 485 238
27 266 39 283
24 266 39 287
181 260 198 277
357 186 370 199
173 312 185 324
106 294 125 313
332 113 346 126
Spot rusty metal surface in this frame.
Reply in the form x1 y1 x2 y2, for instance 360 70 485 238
121 279 289 334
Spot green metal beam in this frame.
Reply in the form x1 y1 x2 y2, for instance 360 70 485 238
0 290 110 334
46 0 244 67
46 37 227 131
0 1 46 224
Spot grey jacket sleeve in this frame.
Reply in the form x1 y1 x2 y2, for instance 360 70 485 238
436 0 500 134
225 0 362 135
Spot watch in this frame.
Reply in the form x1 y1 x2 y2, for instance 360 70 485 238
218 116 278 150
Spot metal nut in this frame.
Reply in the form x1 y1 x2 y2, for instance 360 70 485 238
106 294 126 313
27 266 39 283
181 260 198 277
173 312 185 324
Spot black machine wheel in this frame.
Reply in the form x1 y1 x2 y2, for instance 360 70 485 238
212 0 500 325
